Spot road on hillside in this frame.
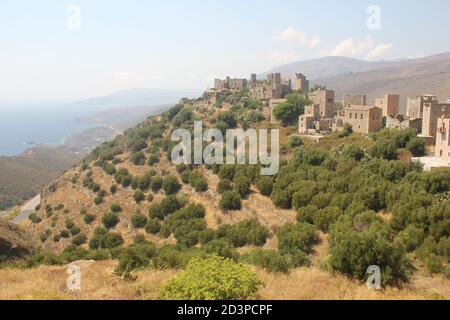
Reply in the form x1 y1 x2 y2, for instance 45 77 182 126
12 195 41 224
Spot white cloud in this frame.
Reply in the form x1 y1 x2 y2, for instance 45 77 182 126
366 43 393 60
268 50 300 65
321 36 392 60
279 27 320 48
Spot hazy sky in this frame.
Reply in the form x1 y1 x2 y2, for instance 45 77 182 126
1 0 450 103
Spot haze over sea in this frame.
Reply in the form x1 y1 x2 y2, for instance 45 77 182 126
0 104 99 156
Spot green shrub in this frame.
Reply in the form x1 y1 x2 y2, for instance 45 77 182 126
395 225 425 252
72 234 87 246
341 144 365 161
131 152 146 165
102 212 120 229
189 171 208 192
69 226 81 236
148 195 183 219
131 212 148 229
94 196 104 205
83 214 96 225
234 176 251 198
147 154 159 166
217 219 270 247
145 218 161 234
329 215 412 286
241 249 293 274
369 140 397 160
217 179 233 194
159 255 262 300
150 176 163 192
288 136 303 148
406 137 426 156
162 176 181 194
110 203 122 212
277 223 319 255
29 213 42 224
102 162 116 175
220 191 241 210
60 230 70 238
256 176 273 197
181 170 192 184
218 165 236 180
204 239 238 260
115 243 158 278
110 184 118 194
134 190 145 203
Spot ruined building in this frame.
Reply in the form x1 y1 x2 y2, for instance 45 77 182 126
249 73 292 101
406 95 435 119
335 105 383 134
299 104 331 134
293 73 309 96
386 114 422 132
214 76 248 92
421 97 450 141
375 94 400 118
343 94 367 108
309 89 335 118
298 89 335 135
435 117 450 163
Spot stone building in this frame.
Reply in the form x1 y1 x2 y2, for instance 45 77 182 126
386 114 422 132
421 97 450 141
343 94 367 108
214 76 247 92
293 73 309 96
203 90 226 107
435 117 450 163
406 95 436 119
309 89 335 118
334 105 383 134
298 105 331 134
375 94 400 117
249 73 291 101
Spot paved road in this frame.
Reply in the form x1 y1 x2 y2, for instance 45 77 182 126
12 195 41 224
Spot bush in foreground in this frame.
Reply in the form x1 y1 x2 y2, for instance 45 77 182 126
159 255 262 300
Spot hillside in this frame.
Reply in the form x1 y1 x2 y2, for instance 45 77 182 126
312 52 450 108
263 52 450 110
74 88 202 109
0 218 34 260
263 56 405 80
4 92 450 300
0 147 80 211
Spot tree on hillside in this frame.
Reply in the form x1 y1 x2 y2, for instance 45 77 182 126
273 93 310 126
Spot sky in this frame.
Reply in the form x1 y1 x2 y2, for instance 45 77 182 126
1 0 450 103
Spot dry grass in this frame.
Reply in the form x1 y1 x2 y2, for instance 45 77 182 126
0 260 176 300
1 259 448 300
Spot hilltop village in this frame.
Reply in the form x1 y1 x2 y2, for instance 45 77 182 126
202 73 450 170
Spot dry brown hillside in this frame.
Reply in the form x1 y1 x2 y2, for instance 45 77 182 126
8 95 450 300
0 218 34 260
314 52 450 109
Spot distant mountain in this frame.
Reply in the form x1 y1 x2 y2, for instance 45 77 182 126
262 56 409 80
311 52 450 109
73 88 202 109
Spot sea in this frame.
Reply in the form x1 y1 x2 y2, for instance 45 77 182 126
0 103 101 156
